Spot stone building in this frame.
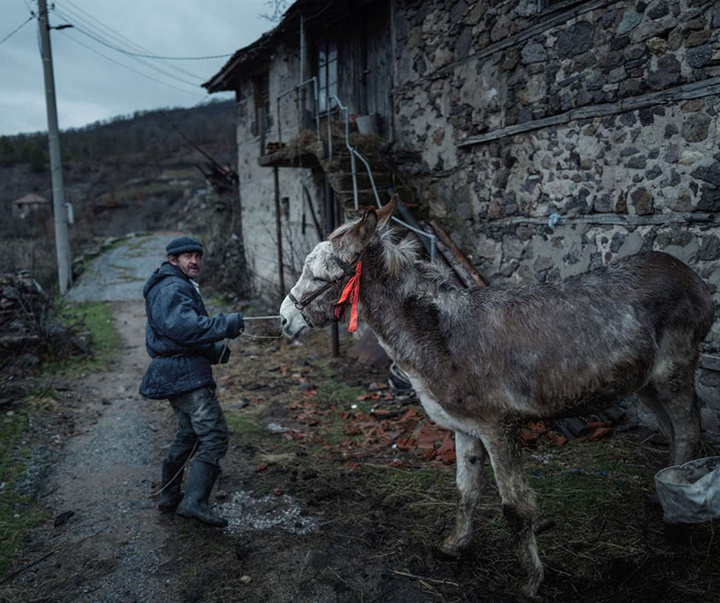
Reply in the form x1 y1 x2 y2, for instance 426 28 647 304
205 0 720 440
12 193 51 220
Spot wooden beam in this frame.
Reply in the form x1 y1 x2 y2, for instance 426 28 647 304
458 78 720 148
418 221 485 289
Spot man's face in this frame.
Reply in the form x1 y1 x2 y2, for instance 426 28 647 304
169 252 202 280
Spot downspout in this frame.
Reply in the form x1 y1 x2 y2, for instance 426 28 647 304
274 166 285 298
299 13 306 130
300 13 305 85
389 0 396 143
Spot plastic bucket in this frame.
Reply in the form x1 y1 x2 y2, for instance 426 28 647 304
654 456 720 524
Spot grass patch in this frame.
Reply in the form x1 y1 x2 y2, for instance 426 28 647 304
363 463 455 510
225 412 267 448
24 386 60 413
315 380 365 405
0 413 51 577
0 300 122 578
527 440 656 524
44 301 121 378
162 168 196 180
304 392 373 450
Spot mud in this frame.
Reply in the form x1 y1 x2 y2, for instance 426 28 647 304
2 234 719 603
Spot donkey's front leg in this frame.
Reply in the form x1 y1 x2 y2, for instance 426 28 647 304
440 430 486 555
486 428 543 601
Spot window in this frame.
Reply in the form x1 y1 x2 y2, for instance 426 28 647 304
252 72 270 136
317 40 338 112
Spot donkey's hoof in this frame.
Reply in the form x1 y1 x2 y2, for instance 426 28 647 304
519 576 544 602
434 539 463 561
433 546 460 561
520 584 543 602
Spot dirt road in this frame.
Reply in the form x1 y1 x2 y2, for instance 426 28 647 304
4 233 434 603
4 233 720 603
2 233 466 603
3 234 186 601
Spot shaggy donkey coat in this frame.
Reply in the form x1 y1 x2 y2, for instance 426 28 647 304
279 197 715 599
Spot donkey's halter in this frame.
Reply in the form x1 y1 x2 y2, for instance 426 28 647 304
288 255 359 311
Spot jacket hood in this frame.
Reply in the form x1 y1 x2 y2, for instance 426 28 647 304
143 262 187 299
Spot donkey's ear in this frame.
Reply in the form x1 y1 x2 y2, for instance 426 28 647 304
330 195 397 258
349 209 378 250
330 207 378 259
375 194 398 230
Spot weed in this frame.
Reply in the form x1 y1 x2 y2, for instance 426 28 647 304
0 412 51 577
44 301 121 377
0 300 121 578
316 380 365 405
226 412 267 448
24 386 60 413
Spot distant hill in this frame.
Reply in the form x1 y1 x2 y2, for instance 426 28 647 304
0 99 236 231
0 99 239 289
0 99 236 168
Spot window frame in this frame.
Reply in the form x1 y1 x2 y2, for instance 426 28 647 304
252 71 270 137
316 39 339 113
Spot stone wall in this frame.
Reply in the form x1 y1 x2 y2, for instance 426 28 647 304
226 0 720 442
391 0 720 442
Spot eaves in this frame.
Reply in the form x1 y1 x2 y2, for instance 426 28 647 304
203 0 383 93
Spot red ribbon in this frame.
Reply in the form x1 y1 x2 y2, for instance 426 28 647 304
334 261 362 332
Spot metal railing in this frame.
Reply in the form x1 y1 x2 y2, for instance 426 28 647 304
271 84 437 262
327 95 436 262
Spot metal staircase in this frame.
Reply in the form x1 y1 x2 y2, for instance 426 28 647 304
260 86 483 288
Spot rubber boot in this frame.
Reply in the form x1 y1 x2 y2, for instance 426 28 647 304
176 460 227 527
157 460 184 513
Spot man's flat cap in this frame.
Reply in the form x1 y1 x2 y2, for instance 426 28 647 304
166 236 204 256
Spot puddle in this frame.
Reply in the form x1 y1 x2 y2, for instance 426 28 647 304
221 490 320 535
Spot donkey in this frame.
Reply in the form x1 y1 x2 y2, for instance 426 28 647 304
279 196 715 599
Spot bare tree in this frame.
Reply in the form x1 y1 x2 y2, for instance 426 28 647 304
261 0 291 22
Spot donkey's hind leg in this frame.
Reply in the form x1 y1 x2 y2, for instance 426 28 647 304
440 430 486 555
641 368 701 466
485 428 543 600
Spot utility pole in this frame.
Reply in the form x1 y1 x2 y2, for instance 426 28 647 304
38 0 72 295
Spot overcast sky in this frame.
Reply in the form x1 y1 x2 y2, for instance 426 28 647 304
0 0 278 137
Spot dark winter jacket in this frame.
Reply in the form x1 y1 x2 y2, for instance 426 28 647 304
139 262 242 399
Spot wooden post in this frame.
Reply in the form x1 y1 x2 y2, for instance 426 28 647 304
38 0 72 294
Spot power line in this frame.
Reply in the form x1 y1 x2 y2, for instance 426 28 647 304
53 3 205 82
51 9 205 86
62 0 155 54
56 2 233 62
0 15 34 46
7 0 251 135
62 0 233 60
56 30 205 99
105 50 234 61
56 26 204 89
26 0 237 96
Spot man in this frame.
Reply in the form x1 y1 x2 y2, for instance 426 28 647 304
140 235 243 527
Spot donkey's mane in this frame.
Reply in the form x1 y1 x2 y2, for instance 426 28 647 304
377 228 418 277
330 216 453 287
375 227 455 290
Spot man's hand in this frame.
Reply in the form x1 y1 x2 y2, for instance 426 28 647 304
220 345 231 364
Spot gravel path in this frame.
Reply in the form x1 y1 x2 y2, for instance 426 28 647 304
8 234 185 602
66 232 178 302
